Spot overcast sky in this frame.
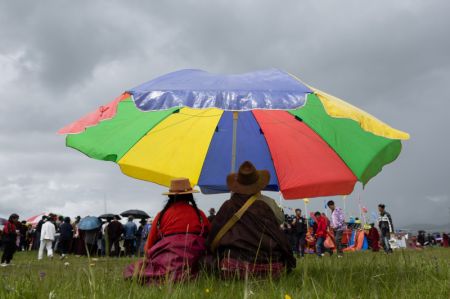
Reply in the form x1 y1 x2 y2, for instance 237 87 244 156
1 1 449 227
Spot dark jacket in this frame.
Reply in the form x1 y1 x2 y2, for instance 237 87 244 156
2 221 17 243
378 212 394 233
294 216 307 235
206 193 296 270
107 221 124 240
18 222 27 238
59 222 73 240
36 220 44 233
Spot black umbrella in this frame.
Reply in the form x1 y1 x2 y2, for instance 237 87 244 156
98 213 121 220
120 209 150 219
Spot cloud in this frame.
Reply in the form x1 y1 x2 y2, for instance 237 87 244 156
0 0 449 226
426 195 449 203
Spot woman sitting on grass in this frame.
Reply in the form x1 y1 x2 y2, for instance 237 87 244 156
124 178 210 284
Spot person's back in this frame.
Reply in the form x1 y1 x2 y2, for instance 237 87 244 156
108 220 123 240
123 217 137 257
41 221 56 241
1 214 19 266
59 222 73 240
315 216 327 238
124 221 137 240
209 193 292 264
36 219 44 233
206 161 295 278
19 222 27 238
136 224 144 239
124 178 210 284
38 220 56 260
145 201 209 249
368 226 380 251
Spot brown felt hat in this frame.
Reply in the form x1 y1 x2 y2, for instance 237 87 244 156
162 178 200 195
227 161 270 195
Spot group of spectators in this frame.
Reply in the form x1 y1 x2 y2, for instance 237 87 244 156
281 202 400 256
414 230 449 248
1 213 153 267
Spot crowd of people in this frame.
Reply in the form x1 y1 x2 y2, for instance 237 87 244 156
0 213 152 266
1 161 449 284
280 203 399 256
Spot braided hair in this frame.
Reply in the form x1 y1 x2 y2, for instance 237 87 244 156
157 193 203 229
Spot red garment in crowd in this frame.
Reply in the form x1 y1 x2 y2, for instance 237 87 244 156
443 233 449 248
315 216 327 238
3 221 16 234
367 227 380 252
145 201 210 251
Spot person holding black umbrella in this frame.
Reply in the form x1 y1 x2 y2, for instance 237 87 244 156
123 216 137 257
108 215 123 257
120 210 150 219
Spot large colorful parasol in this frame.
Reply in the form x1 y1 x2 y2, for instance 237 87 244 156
59 69 409 199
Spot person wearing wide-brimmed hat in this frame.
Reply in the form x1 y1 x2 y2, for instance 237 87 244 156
124 178 210 284
206 161 296 278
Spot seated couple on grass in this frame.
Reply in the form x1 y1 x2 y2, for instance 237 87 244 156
124 161 296 284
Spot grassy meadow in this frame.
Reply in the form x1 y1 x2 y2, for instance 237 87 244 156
0 248 449 299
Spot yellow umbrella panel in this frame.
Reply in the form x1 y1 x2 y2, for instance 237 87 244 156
118 108 223 187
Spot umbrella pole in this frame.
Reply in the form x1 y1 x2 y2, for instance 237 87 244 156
231 111 239 173
304 199 309 229
343 195 347 220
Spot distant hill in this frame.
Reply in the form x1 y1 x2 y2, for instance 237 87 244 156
398 223 450 232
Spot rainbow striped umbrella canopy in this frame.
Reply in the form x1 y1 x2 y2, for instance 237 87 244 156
59 69 409 199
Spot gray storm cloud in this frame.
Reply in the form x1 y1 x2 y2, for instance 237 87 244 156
0 0 449 227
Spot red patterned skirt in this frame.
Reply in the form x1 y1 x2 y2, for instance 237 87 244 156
219 257 285 279
123 234 207 284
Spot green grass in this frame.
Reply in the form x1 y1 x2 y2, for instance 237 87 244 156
1 249 449 299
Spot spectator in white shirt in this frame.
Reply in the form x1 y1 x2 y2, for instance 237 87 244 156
38 217 56 260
